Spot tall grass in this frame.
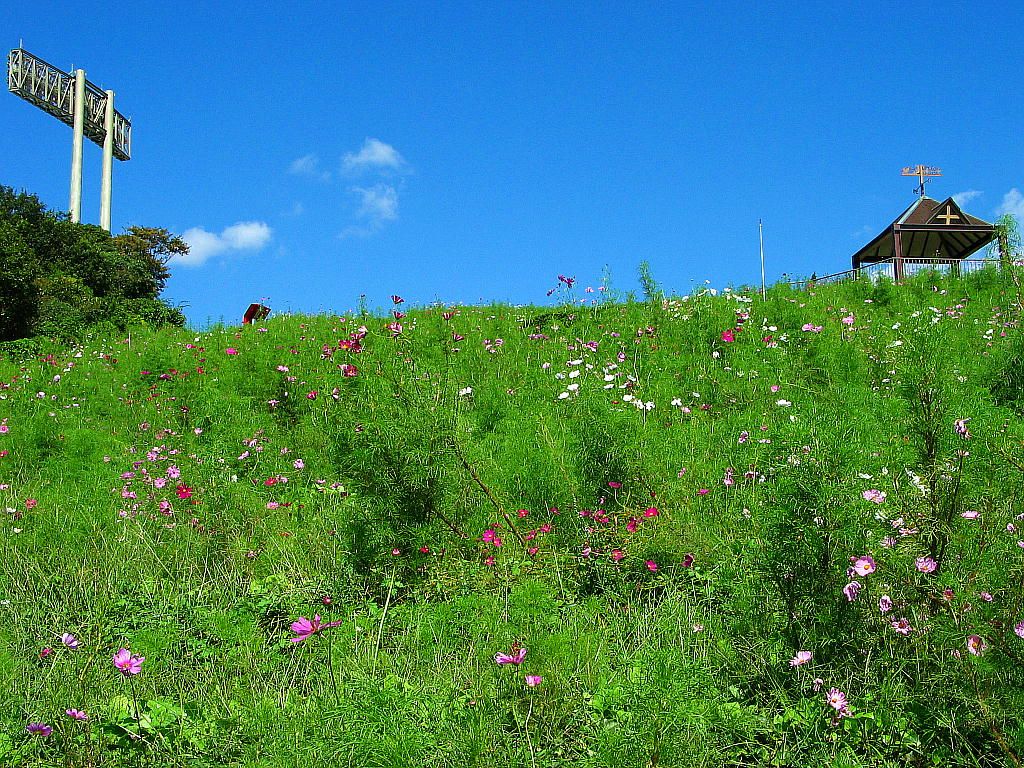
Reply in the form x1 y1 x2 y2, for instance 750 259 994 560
1 269 1023 766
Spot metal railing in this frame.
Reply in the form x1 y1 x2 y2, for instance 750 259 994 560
788 258 999 290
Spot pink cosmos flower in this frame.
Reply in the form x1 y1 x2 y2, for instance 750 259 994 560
525 675 543 687
891 618 913 635
65 709 88 721
494 647 527 665
826 688 850 717
851 555 876 577
646 560 658 572
289 615 342 643
60 633 80 649
1014 621 1024 639
721 329 735 343
26 722 52 736
841 314 855 326
843 581 861 601
967 635 987 656
862 489 886 504
812 677 824 692
915 556 938 574
878 595 893 614
954 418 971 439
225 348 238 355
789 650 813 667
607 481 622 489
801 323 823 333
961 510 980 520
611 549 625 562
680 553 695 568
643 507 659 518
113 648 145 676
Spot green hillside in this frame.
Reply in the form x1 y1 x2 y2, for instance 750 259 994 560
2 271 1024 766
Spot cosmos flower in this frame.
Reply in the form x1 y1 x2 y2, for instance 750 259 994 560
525 675 543 687
966 635 987 656
113 648 145 676
494 647 527 665
851 555 876 577
826 688 850 717
289 615 342 643
789 650 812 667
891 618 913 636
26 722 52 736
915 556 938 574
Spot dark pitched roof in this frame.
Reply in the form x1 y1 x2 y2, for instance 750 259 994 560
852 196 994 268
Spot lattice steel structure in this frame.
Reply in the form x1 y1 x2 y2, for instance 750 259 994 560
7 48 132 229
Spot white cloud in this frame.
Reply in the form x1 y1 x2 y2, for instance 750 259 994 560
175 221 272 267
952 189 982 207
353 184 399 222
996 188 1024 219
342 138 405 173
288 153 330 181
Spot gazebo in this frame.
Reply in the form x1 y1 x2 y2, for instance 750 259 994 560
851 196 995 280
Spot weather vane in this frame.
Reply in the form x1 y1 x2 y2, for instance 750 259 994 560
901 165 942 198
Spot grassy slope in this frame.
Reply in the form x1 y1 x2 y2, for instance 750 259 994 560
2 271 1024 766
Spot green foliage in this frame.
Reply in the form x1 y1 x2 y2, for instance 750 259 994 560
0 186 185 342
1 274 1023 766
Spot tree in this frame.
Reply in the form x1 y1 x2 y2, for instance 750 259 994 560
112 227 188 299
992 213 1021 273
0 186 187 342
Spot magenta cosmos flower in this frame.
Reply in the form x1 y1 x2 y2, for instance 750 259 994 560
843 581 861 602
525 675 543 687
289 615 342 643
494 647 527 665
26 722 52 736
113 648 145 676
1015 621 1024 639
65 709 88 721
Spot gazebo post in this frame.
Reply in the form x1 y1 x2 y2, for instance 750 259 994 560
893 226 905 281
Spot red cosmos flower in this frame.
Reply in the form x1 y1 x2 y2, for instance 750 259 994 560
175 485 193 500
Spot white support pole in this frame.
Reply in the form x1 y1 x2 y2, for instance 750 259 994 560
759 218 766 300
100 90 115 232
69 69 86 223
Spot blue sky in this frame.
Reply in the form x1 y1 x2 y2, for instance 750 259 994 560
3 1 1022 325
